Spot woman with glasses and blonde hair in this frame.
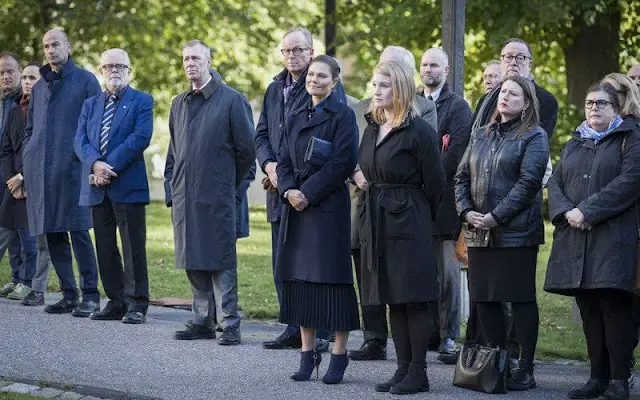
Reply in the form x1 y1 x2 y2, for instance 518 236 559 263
357 60 444 395
545 81 640 400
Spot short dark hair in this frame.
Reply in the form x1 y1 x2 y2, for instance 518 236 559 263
310 55 340 80
586 81 621 114
486 75 540 137
0 52 21 67
502 38 533 59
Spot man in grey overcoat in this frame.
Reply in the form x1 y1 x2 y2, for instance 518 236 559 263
164 40 255 345
23 28 101 316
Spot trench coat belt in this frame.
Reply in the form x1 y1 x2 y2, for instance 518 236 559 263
281 168 313 245
364 183 423 273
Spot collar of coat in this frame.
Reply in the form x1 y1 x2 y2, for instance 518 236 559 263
183 69 222 101
294 91 341 119
419 82 454 104
41 56 76 82
572 115 639 142
273 67 308 88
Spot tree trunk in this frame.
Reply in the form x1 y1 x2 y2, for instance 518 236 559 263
563 5 620 108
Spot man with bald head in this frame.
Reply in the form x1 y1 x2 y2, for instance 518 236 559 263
347 45 438 362
628 64 640 90
23 28 102 316
419 47 472 358
74 49 153 324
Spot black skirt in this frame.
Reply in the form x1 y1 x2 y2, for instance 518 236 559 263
280 280 360 331
467 246 538 302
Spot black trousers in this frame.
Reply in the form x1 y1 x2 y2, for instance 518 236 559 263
91 197 149 312
575 289 634 380
353 248 388 345
632 295 640 349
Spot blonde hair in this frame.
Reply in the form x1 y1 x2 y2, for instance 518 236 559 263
602 73 640 120
368 60 419 128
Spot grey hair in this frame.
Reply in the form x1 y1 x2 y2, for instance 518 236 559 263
283 27 313 48
380 46 416 73
182 40 212 58
100 48 130 66
485 59 500 67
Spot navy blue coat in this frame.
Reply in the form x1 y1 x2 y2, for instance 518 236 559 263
254 68 347 223
275 93 358 284
23 58 101 235
74 87 154 206
0 89 21 202
235 162 256 239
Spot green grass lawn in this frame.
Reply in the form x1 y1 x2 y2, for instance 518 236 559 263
0 202 597 361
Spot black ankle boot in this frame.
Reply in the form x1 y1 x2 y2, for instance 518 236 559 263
322 352 349 384
389 363 429 395
375 362 409 392
507 358 536 391
568 378 609 399
598 379 629 400
290 350 322 381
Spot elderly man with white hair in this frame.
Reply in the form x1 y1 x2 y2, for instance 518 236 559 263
347 46 437 362
74 48 154 324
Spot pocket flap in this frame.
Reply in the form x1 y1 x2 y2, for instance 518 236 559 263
379 196 412 213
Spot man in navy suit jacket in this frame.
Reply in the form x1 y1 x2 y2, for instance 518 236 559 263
74 48 153 324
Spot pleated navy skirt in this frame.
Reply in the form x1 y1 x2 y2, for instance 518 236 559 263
280 280 360 331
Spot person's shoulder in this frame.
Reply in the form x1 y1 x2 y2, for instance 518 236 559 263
534 83 558 104
219 83 249 104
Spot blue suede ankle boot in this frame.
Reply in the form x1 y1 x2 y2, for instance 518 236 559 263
290 350 322 381
322 352 349 384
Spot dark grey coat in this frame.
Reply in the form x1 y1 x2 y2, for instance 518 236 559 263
544 117 640 296
23 58 101 235
164 71 255 270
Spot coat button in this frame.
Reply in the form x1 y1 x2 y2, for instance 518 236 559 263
279 123 283 128
583 174 588 178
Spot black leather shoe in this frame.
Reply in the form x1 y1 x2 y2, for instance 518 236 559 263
437 348 459 365
568 378 609 399
348 341 387 361
90 302 127 320
598 379 629 400
375 363 409 392
21 291 45 306
175 323 216 340
218 326 241 345
507 358 536 391
71 300 100 317
122 311 146 324
44 297 79 314
263 329 302 349
389 363 430 394
315 338 330 353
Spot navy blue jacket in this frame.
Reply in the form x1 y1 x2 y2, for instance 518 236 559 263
74 86 154 206
23 58 101 235
275 92 358 283
254 67 347 223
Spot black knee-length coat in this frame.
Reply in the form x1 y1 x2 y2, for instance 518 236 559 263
545 116 640 296
358 114 445 306
275 93 358 284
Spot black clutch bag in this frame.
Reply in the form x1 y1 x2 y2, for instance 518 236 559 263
452 344 508 394
304 136 333 167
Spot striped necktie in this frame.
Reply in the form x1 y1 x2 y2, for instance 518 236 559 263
100 94 116 155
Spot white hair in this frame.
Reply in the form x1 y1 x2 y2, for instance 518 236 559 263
100 48 131 66
380 46 416 73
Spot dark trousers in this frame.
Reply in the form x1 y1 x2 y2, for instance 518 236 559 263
47 230 99 302
353 248 388 346
632 295 640 350
475 301 539 363
1 227 23 284
576 289 634 380
15 229 37 286
271 220 329 340
92 197 148 312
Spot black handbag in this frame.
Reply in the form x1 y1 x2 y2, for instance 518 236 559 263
452 344 508 394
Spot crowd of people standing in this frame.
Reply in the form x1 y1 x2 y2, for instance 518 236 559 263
1 24 640 400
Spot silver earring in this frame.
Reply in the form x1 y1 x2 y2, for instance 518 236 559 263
521 108 526 121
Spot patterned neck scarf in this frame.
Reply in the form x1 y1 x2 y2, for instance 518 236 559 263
577 115 623 144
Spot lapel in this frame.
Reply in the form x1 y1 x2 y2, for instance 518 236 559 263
110 88 134 138
91 94 106 143
303 93 340 131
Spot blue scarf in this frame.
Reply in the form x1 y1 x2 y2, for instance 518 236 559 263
577 115 623 144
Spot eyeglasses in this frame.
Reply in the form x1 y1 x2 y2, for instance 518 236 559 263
584 100 613 110
280 47 309 56
500 54 530 65
100 64 129 72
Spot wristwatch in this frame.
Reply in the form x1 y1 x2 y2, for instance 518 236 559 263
284 190 290 199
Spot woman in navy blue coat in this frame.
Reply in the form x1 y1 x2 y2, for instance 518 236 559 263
276 55 359 384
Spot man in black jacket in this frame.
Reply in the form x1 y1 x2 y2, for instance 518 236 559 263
473 38 558 140
419 48 472 358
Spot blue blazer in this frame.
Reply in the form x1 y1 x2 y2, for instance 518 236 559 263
74 86 154 206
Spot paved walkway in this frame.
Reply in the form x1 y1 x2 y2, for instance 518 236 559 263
0 295 636 400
